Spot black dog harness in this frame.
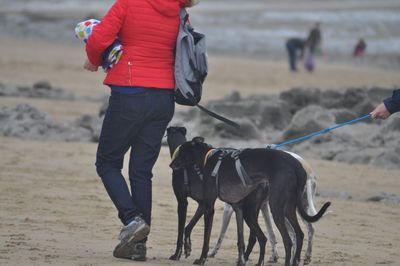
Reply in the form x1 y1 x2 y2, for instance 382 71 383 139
171 146 253 195
204 148 253 188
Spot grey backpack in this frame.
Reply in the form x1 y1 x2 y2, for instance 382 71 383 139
174 9 239 128
174 8 207 106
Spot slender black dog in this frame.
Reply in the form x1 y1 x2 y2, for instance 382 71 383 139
167 127 269 266
166 126 216 265
170 137 331 266
209 151 324 265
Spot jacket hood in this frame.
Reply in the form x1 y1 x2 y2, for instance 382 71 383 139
146 0 188 17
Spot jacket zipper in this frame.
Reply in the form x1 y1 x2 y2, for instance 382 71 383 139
128 61 133 86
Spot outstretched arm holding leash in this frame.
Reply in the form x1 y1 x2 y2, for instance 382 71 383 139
370 89 400 119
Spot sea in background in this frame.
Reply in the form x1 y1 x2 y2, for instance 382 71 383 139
1 0 400 66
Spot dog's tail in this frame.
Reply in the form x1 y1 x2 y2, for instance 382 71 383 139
296 165 330 223
297 190 330 223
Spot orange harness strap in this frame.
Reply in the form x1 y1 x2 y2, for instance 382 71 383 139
203 148 216 167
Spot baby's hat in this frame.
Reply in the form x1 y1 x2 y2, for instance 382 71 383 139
75 19 100 43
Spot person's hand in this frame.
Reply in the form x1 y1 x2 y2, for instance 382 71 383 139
83 59 98 72
370 103 391 119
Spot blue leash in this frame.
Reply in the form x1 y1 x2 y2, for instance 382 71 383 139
268 114 372 149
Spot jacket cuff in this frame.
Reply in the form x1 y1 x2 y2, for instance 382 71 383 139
383 90 400 114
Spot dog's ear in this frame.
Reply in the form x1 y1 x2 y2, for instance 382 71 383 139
191 136 204 145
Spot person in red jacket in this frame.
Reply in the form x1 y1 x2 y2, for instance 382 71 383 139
83 0 199 261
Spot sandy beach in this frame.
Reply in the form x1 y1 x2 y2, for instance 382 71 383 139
1 134 399 266
1 0 400 260
1 36 399 266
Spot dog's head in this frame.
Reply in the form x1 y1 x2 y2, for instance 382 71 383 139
166 126 188 156
170 136 209 171
166 126 187 137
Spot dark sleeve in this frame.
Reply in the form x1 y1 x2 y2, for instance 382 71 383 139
383 89 400 114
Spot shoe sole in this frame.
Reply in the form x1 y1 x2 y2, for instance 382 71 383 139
132 255 147 261
113 224 150 259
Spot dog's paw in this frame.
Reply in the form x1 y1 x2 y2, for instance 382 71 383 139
184 249 191 258
169 253 181 261
193 257 206 265
236 260 246 266
303 255 311 265
267 254 278 263
184 239 192 258
207 249 217 258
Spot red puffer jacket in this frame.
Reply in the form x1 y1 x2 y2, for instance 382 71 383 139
86 0 188 89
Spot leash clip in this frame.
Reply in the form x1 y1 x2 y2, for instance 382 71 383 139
266 144 277 150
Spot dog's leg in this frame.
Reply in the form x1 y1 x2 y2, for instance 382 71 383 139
244 187 267 263
284 218 296 266
194 201 215 265
208 203 234 258
232 203 246 266
302 177 317 264
285 203 304 266
169 197 188 260
261 202 279 263
243 210 267 266
244 230 256 261
270 199 292 266
303 220 314 265
184 203 206 258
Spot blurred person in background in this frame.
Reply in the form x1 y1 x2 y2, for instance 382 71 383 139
370 89 400 119
353 38 367 57
304 22 322 72
306 22 322 54
285 38 305 72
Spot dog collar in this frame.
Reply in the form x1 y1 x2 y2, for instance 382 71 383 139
171 145 182 161
204 148 217 167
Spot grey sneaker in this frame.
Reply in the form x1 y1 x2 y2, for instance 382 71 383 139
131 242 146 261
113 217 150 259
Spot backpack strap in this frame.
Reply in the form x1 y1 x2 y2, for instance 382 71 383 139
179 8 189 24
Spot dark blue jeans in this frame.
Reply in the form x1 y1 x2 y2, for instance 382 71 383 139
96 88 174 226
286 42 297 71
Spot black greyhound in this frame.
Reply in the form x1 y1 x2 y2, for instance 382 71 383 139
167 127 269 266
166 126 215 265
170 136 331 266
209 151 324 265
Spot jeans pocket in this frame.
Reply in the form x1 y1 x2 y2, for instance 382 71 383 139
120 93 147 121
